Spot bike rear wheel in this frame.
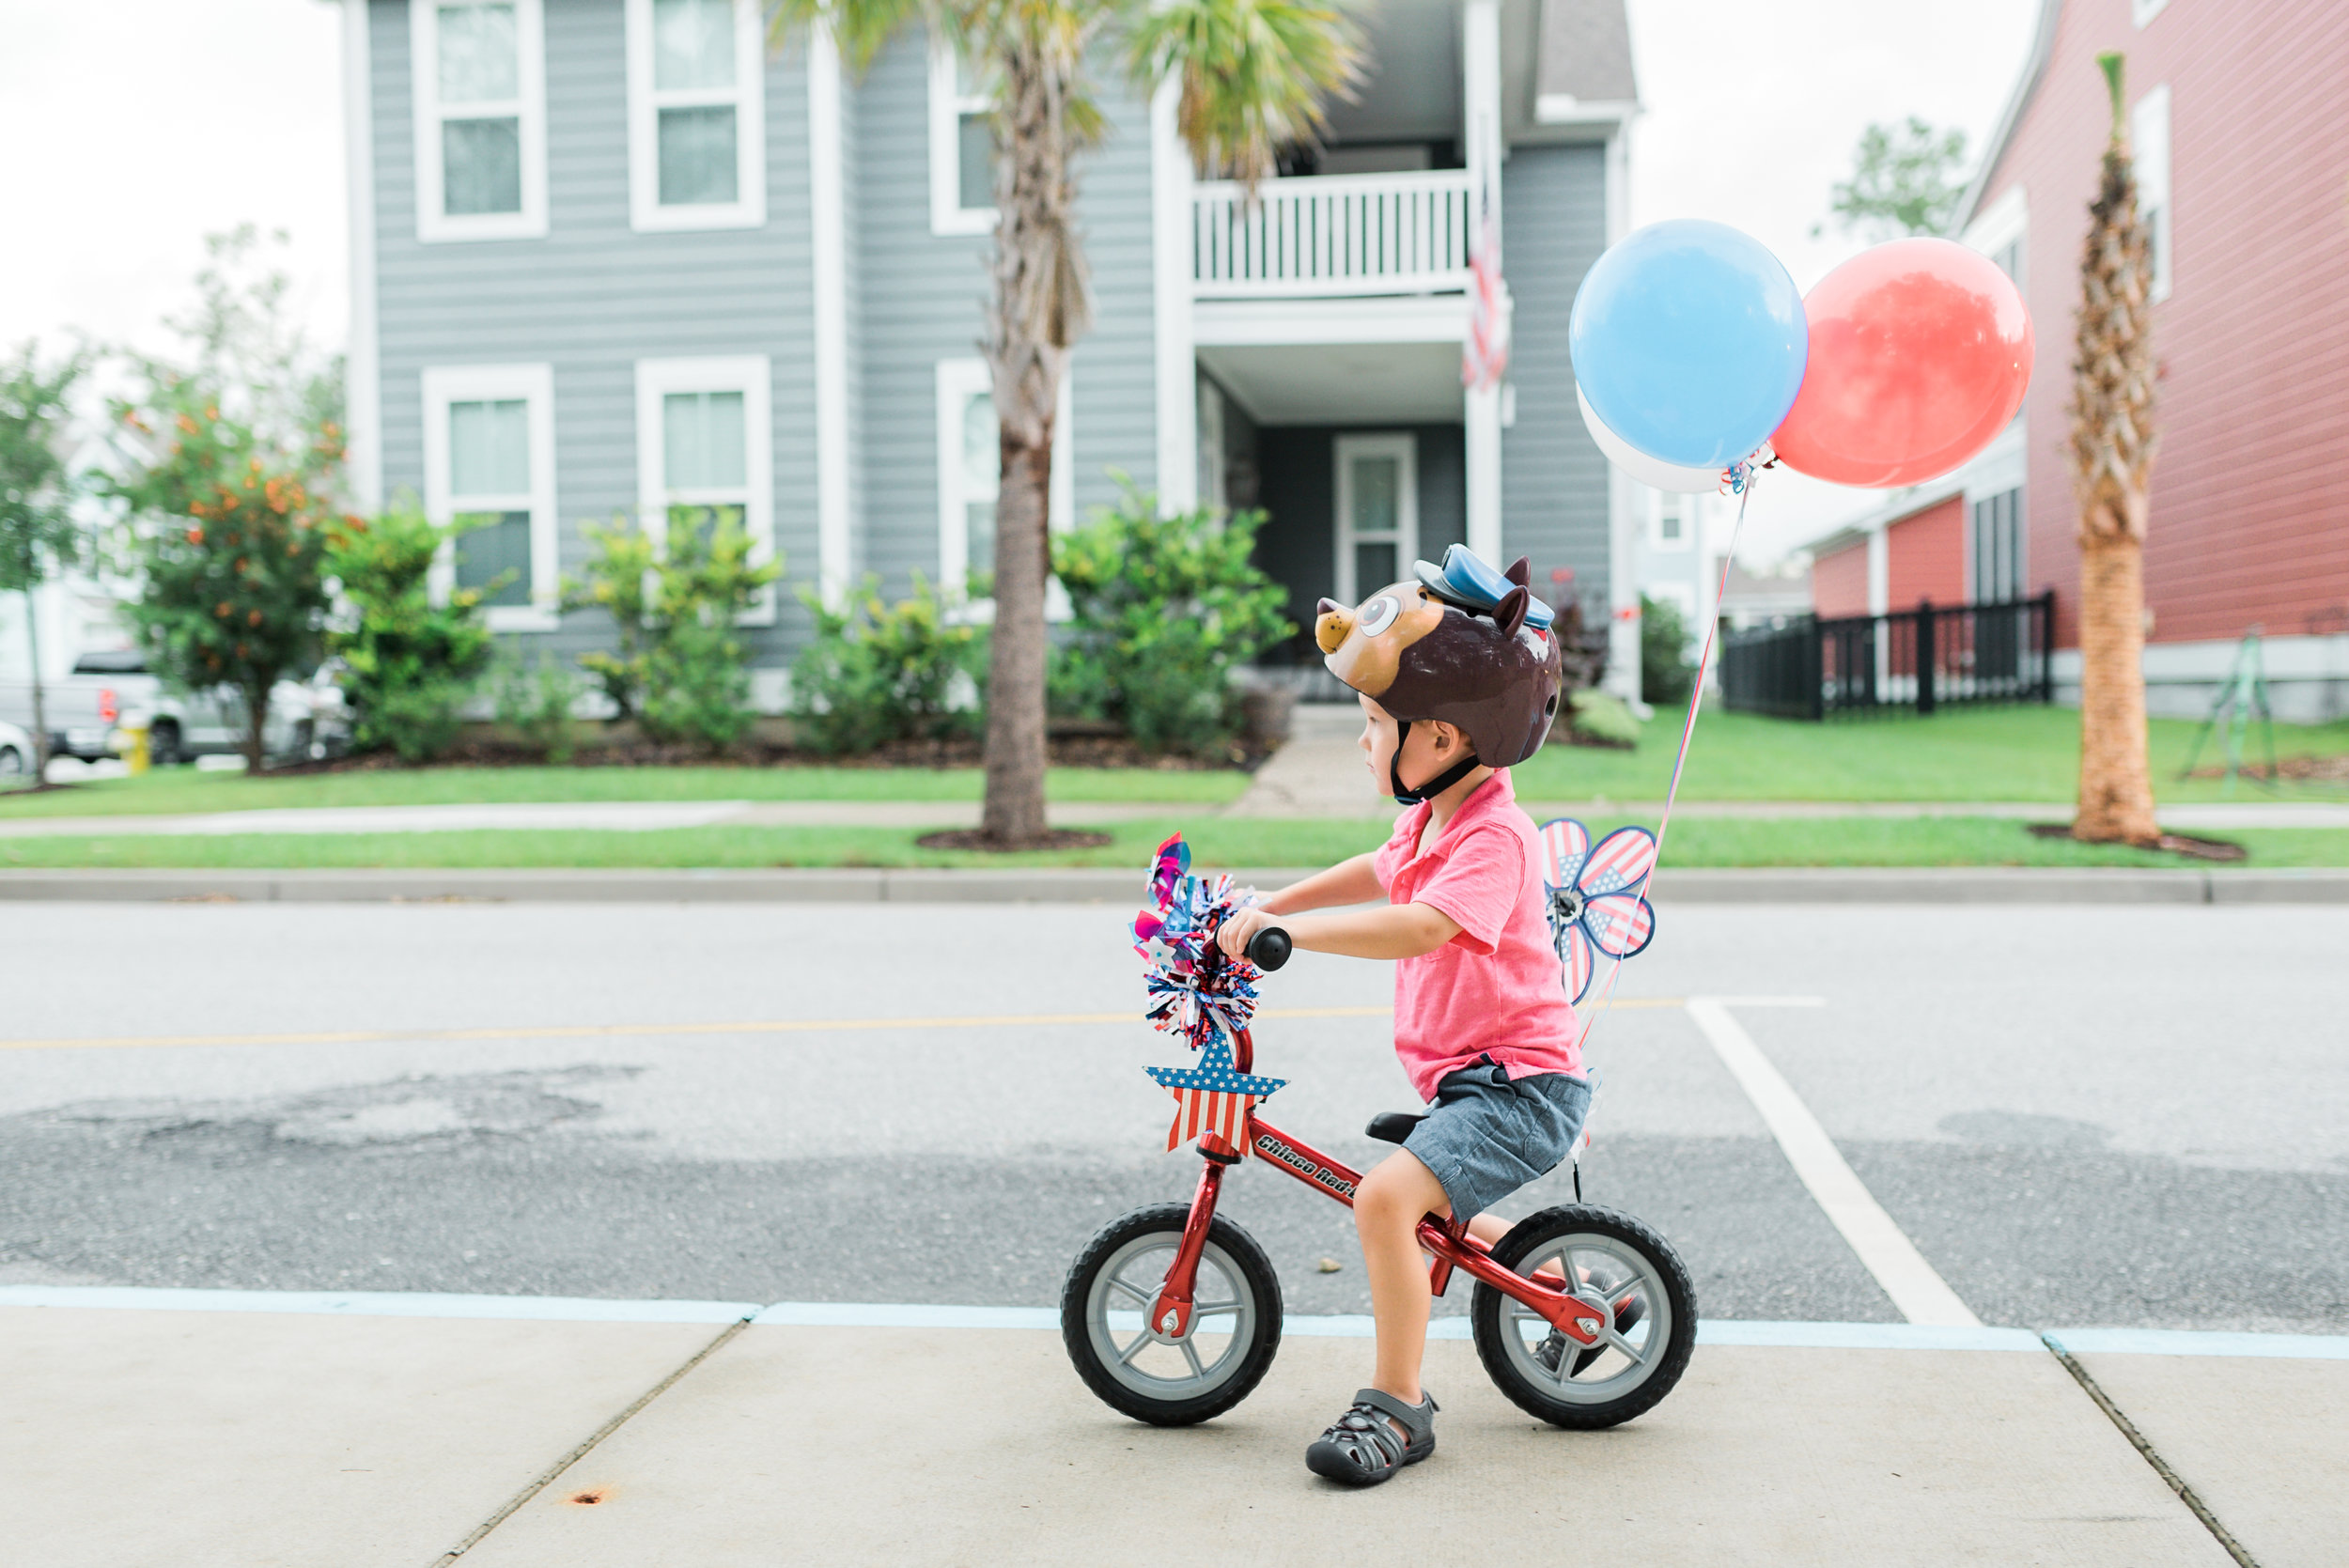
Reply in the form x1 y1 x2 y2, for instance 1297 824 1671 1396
1470 1204 1697 1429
1062 1203 1283 1426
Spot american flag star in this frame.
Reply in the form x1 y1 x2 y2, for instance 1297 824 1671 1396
1145 1037 1285 1156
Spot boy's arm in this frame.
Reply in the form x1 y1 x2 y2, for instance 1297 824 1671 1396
1218 900 1461 962
1258 852 1383 916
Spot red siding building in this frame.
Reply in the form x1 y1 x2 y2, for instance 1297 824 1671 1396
1951 0 2349 720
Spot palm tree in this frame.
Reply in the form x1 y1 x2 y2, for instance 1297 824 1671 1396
767 0 1363 846
2067 51 2159 845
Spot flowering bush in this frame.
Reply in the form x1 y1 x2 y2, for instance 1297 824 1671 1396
789 573 979 755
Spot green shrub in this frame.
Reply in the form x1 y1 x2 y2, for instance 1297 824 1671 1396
1564 688 1640 749
789 573 978 755
564 505 779 753
323 504 497 763
493 650 583 764
1050 489 1293 755
1641 593 1696 709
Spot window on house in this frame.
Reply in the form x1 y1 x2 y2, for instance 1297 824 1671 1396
635 356 775 621
929 39 995 236
627 0 766 230
1650 491 1694 552
1333 434 1418 603
2131 85 2172 303
413 0 546 241
935 359 1072 607
424 365 556 629
1971 487 2026 602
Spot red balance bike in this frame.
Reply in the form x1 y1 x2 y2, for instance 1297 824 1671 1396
1061 925 1698 1429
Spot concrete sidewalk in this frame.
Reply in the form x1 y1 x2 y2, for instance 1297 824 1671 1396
2 1291 2339 1567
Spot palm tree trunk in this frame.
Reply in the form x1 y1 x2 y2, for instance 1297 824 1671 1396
23 588 48 782
2075 520 2158 842
978 31 1090 846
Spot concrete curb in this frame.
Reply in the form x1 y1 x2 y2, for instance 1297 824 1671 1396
3 865 2347 904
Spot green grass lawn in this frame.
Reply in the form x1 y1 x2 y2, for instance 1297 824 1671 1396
5 816 2343 871
1513 704 2349 804
0 762 1251 819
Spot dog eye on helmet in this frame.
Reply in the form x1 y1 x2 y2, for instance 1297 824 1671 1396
1356 595 1401 636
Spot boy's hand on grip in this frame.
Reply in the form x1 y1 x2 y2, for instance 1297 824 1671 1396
1217 907 1277 960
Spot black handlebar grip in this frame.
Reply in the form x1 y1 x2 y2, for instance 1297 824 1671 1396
1246 926 1293 971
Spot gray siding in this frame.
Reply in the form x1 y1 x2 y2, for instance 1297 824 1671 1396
371 0 820 666
848 37 1159 599
1501 142 1611 616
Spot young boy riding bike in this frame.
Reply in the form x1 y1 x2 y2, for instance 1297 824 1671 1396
1215 547 1591 1487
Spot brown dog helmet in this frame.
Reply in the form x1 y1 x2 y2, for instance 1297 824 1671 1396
1315 552 1565 802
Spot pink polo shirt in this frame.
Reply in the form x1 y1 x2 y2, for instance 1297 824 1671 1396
1371 768 1582 1102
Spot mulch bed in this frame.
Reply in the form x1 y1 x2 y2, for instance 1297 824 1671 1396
2182 755 2349 784
912 829 1116 851
255 731 1268 777
2025 822 2248 862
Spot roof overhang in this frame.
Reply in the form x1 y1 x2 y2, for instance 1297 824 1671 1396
1951 0 2064 233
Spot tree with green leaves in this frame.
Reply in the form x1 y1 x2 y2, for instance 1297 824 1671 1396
108 385 341 771
0 343 89 783
1817 116 1969 241
765 0 1363 845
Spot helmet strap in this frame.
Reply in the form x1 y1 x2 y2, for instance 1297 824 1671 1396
1389 719 1483 806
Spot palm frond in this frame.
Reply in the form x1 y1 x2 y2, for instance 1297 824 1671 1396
1125 0 1367 191
765 0 934 73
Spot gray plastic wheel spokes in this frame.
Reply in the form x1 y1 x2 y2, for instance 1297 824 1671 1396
1086 1231 1258 1403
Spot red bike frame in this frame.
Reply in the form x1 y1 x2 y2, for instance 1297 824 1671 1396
1144 1024 1610 1347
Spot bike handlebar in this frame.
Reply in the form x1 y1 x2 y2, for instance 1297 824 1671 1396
1245 926 1293 971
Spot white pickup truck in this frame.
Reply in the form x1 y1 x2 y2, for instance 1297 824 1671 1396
0 649 348 765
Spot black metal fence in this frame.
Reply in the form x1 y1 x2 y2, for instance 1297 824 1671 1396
1721 592 2057 720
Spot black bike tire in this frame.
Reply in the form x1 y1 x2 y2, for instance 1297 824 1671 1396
1470 1203 1698 1430
1061 1203 1284 1427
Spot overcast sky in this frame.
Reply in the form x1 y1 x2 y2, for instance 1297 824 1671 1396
0 0 2041 562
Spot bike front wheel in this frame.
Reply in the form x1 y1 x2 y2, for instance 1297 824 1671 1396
1061 1203 1283 1426
1470 1204 1697 1429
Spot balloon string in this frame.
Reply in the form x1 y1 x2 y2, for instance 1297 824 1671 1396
1575 473 1756 1056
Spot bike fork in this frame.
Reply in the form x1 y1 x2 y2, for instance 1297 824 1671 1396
1147 1153 1230 1340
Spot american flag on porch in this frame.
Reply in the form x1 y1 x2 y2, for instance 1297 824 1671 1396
1146 1037 1286 1155
1462 195 1507 392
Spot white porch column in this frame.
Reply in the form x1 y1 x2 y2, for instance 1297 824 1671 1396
1151 79 1198 513
340 0 382 513
807 23 852 604
1462 0 1503 561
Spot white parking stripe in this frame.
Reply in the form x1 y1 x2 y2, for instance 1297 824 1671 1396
1684 997 1982 1328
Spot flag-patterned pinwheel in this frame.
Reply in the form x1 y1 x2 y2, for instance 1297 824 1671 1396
1539 817 1659 1003
1131 834 1263 1053
1146 1036 1287 1153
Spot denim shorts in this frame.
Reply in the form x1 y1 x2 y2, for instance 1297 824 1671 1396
1400 1058 1593 1222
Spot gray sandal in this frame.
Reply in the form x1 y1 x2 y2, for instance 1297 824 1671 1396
1304 1388 1438 1486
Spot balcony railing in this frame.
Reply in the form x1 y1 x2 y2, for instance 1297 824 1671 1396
1191 169 1474 300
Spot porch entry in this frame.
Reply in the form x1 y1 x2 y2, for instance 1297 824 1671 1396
1333 433 1418 603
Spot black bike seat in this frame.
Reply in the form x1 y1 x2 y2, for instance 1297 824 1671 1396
1365 1111 1425 1145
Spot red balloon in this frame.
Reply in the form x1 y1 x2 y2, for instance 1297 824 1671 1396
1770 239 2032 489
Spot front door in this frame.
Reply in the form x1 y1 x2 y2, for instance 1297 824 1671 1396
1333 433 1418 605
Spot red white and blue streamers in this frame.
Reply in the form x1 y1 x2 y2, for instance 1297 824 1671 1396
1540 817 1660 1003
1132 833 1264 1054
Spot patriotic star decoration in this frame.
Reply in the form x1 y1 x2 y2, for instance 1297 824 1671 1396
1539 817 1660 1003
1145 1036 1285 1154
1131 833 1262 1052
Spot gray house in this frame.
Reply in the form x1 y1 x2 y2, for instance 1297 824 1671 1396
339 0 1641 705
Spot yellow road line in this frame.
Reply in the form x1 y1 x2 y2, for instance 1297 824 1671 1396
0 999 1687 1054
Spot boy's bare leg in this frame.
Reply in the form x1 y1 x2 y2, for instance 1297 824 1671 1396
1354 1149 1453 1405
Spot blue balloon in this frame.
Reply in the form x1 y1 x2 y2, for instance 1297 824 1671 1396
1569 220 1808 470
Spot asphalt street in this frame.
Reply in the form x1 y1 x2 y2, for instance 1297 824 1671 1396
0 899 2341 1331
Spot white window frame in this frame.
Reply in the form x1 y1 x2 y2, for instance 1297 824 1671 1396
928 35 996 237
635 355 777 625
1963 184 2029 291
1647 488 1695 553
2131 84 2173 303
421 364 559 631
2132 0 2171 26
935 358 1073 618
412 0 549 243
1332 432 1419 604
625 0 767 232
